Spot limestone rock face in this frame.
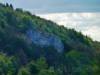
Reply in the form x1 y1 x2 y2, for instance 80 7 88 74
26 29 64 52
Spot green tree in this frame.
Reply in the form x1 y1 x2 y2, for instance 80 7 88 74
0 53 16 75
38 67 57 75
18 68 31 75
35 57 48 70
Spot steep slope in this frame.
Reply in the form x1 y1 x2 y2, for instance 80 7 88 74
0 3 100 75
26 29 64 53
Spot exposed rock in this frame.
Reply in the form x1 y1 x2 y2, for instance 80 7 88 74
26 29 64 53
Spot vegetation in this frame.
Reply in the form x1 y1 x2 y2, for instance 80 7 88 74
0 3 100 75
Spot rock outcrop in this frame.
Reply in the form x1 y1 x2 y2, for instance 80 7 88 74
26 29 64 53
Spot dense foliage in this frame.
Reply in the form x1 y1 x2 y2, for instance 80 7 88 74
0 3 100 75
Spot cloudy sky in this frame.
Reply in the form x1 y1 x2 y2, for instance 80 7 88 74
0 0 100 41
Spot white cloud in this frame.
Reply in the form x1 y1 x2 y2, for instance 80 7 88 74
83 26 100 41
37 13 100 41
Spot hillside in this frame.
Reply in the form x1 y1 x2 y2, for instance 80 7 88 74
0 3 100 75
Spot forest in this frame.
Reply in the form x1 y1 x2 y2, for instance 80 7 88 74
0 3 100 75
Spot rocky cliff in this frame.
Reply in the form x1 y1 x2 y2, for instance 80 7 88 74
26 29 64 53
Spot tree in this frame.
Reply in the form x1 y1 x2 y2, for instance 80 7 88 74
38 67 57 75
35 57 48 70
0 53 16 75
18 68 31 75
28 61 39 75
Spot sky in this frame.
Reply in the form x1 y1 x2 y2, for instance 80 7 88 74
1 0 100 13
0 0 100 41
